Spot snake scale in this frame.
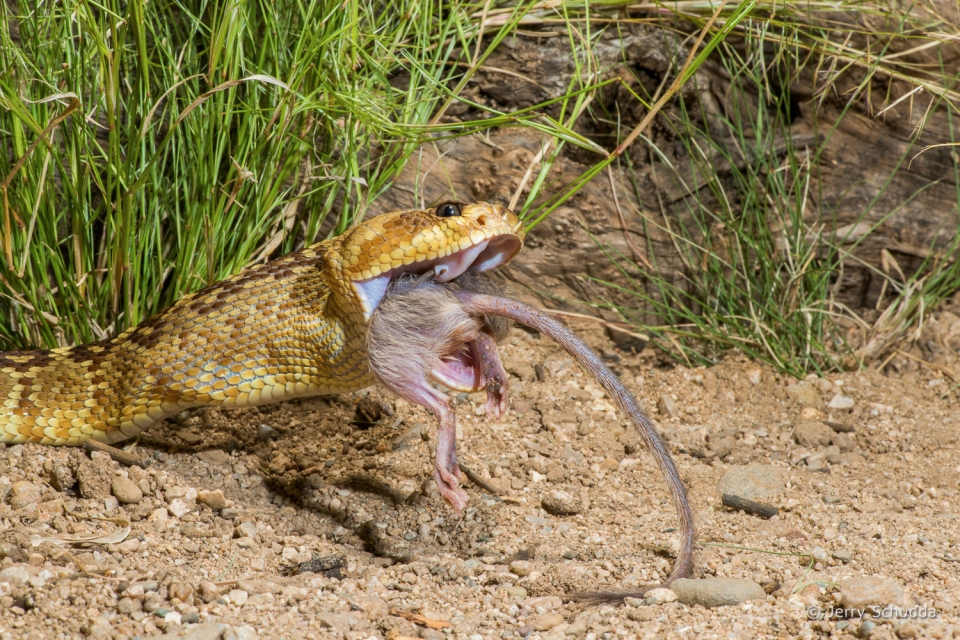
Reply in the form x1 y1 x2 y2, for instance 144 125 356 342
0 202 523 447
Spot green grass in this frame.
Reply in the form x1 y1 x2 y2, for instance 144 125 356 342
525 0 960 376
2 0 958 378
0 0 612 350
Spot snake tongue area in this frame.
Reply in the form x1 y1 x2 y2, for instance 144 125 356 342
352 234 520 321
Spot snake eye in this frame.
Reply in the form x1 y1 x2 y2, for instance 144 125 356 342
435 202 462 218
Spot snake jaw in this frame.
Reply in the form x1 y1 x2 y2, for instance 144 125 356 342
352 235 521 321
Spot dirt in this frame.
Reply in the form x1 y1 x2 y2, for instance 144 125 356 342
0 314 959 639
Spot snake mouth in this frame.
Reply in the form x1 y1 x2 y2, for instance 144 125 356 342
353 235 521 321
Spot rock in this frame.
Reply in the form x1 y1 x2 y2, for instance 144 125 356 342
746 367 763 385
197 489 227 510
167 499 193 519
228 589 249 606
234 522 258 539
858 620 877 637
256 424 279 442
502 586 528 597
794 421 834 448
658 394 678 418
176 430 203 445
523 596 562 611
317 612 358 636
541 490 581 516
785 381 822 406
644 588 678 604
198 581 221 603
358 597 389 619
48 462 76 492
223 626 259 640
111 475 143 504
828 395 855 409
833 550 853 564
0 564 32 585
87 616 114 638
392 424 426 451
510 560 534 577
532 613 565 631
717 464 785 500
839 576 905 609
76 461 113 499
354 396 384 426
804 546 830 564
7 481 40 508
116 596 141 614
168 581 194 603
197 450 231 466
143 593 164 613
806 451 828 471
164 610 183 626
671 578 766 608
221 507 241 520
832 432 855 452
178 622 226 640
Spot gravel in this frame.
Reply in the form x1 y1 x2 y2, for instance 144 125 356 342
0 323 958 638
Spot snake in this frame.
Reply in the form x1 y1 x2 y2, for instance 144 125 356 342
0 202 524 447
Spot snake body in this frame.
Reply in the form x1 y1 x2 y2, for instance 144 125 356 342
0 202 523 446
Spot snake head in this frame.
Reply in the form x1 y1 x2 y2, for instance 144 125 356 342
333 202 524 321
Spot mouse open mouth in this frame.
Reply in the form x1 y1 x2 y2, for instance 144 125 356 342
352 234 522 321
430 341 484 391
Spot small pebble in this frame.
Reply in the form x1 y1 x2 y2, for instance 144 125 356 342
116 597 141 614
167 499 193 519
658 394 678 418
828 395 855 409
806 451 828 471
197 489 227 510
671 578 765 607
168 581 194 603
531 613 564 631
111 475 143 504
832 550 853 564
785 382 822 405
644 588 678 604
7 482 40 508
840 576 904 608
257 424 279 442
509 560 533 577
541 490 581 516
794 421 834 448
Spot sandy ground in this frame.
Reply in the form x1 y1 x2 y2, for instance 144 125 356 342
0 316 959 640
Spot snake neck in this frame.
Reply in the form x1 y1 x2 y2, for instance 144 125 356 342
1 241 374 446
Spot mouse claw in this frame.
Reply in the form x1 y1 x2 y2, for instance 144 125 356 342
435 465 468 512
476 332 509 420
